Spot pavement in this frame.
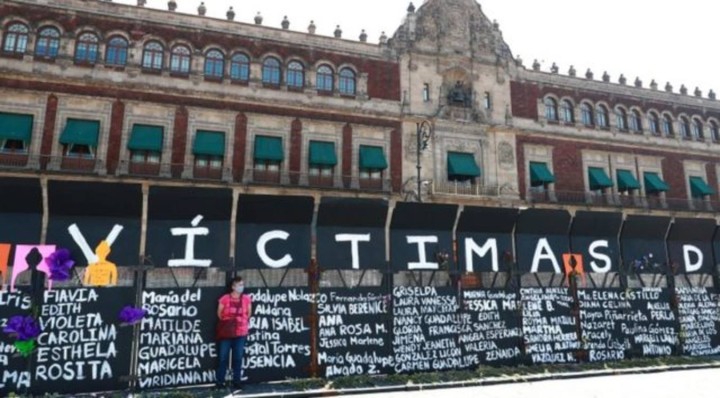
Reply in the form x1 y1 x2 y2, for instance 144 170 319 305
346 368 719 398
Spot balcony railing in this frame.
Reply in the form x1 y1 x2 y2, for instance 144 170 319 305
529 189 720 213
430 181 501 197
0 152 29 168
242 170 391 192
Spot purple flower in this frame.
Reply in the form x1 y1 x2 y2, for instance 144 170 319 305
118 306 147 325
3 315 42 341
45 248 75 281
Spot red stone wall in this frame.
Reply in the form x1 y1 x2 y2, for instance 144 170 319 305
40 94 58 169
517 135 720 201
170 106 188 178
0 3 401 101
232 113 248 182
106 99 125 175
342 123 352 188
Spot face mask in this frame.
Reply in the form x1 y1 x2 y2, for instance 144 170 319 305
233 285 245 294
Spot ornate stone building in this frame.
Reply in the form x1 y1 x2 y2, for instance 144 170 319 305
1 0 719 222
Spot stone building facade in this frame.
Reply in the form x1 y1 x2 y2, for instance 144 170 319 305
1 0 719 232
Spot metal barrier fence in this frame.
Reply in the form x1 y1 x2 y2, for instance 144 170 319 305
2 265 719 396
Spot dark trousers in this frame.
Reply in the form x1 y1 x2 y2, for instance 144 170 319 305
215 336 247 385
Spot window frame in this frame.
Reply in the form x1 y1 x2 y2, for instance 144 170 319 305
74 32 100 64
286 60 305 89
544 97 558 121
0 138 27 154
64 143 95 159
105 36 128 67
710 121 720 142
338 67 356 96
615 107 628 131
648 112 660 135
194 154 223 169
359 168 383 180
204 49 225 79
170 45 192 75
628 110 643 133
130 150 161 164
35 26 60 59
580 103 594 126
262 57 282 86
230 53 250 82
662 114 674 137
3 23 29 54
595 105 609 128
316 65 334 92
692 118 704 140
253 159 281 172
560 100 574 123
680 116 691 139
142 41 164 70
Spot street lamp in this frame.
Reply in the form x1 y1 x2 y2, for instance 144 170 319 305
416 120 433 202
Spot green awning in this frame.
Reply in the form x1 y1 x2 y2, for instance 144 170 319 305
0 112 33 141
127 124 163 151
192 130 225 156
254 135 284 161
447 152 481 177
644 172 669 193
59 119 99 146
529 162 555 186
588 167 613 190
309 141 337 166
616 169 641 191
690 176 714 198
359 145 387 170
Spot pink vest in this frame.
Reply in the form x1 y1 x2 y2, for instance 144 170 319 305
219 294 251 337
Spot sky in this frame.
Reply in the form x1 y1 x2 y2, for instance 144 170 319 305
113 0 720 94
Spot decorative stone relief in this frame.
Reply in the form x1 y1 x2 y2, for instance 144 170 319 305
498 141 514 169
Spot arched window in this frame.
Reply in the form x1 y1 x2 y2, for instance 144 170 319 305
580 103 594 126
710 121 720 142
105 36 128 66
648 112 660 135
615 108 628 131
3 23 29 54
262 57 281 85
339 68 356 95
286 61 304 89
680 116 691 139
142 41 164 70
662 115 674 137
596 105 609 128
230 53 250 82
75 32 99 64
561 100 574 123
544 97 558 121
316 65 334 92
692 118 704 140
170 45 191 74
35 27 60 58
204 49 225 79
629 110 642 133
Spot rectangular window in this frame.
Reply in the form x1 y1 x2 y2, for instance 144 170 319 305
0 139 26 153
422 84 430 102
447 152 481 183
484 92 492 109
0 112 33 153
66 144 94 158
59 118 100 159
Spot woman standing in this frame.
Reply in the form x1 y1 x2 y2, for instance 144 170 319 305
215 276 252 389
